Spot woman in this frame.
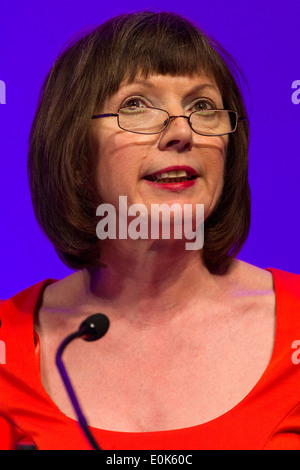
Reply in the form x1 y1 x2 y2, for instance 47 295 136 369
0 11 299 450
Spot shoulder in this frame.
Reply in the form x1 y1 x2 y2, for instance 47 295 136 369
227 260 300 325
226 259 274 294
0 280 57 365
40 270 89 312
35 270 91 336
0 279 57 326
267 267 300 296
266 268 300 324
228 259 300 293
223 261 275 325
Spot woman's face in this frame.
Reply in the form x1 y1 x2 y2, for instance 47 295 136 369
89 73 228 221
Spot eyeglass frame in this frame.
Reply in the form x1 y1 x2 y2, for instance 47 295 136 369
91 106 246 137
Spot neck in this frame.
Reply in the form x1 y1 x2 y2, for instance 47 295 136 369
83 238 222 326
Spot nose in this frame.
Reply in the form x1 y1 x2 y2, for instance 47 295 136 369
158 114 193 153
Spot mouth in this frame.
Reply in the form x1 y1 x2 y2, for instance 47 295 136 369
143 167 198 184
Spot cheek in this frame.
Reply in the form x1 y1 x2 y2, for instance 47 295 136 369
204 159 225 201
202 138 227 182
97 142 140 179
90 130 146 200
214 137 227 177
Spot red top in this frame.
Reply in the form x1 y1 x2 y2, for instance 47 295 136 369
0 268 300 450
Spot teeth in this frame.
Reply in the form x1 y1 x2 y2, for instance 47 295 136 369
155 170 189 181
144 169 198 183
177 170 188 177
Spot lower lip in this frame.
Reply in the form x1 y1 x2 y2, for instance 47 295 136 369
143 178 197 191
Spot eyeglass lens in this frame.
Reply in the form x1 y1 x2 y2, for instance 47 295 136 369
118 108 236 135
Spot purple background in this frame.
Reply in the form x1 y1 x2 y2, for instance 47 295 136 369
0 0 299 298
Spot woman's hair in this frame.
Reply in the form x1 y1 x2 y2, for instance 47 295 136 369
28 10 250 274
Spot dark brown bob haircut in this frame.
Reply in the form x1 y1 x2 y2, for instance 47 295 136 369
28 10 250 274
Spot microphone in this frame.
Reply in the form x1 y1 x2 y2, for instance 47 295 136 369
56 313 110 450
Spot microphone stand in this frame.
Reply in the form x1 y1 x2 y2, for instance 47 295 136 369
56 330 101 450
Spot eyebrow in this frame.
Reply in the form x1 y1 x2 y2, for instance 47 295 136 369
106 79 222 110
183 84 220 97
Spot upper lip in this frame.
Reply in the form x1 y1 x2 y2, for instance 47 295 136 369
143 165 199 178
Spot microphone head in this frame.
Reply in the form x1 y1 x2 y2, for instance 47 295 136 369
79 313 110 342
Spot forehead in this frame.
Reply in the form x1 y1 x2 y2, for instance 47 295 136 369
106 73 222 104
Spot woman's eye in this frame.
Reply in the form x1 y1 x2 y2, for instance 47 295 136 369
192 99 215 112
121 97 147 109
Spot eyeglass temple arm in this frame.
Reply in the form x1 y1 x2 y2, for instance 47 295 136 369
91 113 118 119
238 116 246 122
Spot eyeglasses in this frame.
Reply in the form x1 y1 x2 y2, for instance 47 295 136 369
91 106 246 136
